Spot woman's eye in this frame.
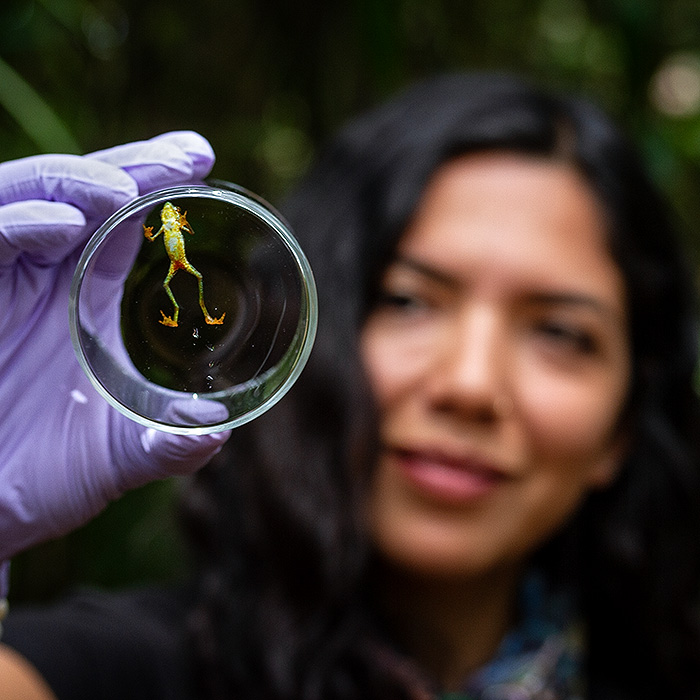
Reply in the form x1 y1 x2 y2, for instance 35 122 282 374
376 290 427 312
535 321 597 355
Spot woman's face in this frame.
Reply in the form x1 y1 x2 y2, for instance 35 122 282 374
361 152 631 578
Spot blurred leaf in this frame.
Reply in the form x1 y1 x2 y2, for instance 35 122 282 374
0 53 80 153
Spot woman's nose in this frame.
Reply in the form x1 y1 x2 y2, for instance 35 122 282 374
425 306 509 421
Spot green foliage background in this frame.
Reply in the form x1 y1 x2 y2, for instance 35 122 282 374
5 0 700 600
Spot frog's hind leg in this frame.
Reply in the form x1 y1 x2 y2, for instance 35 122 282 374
188 264 225 325
159 264 180 327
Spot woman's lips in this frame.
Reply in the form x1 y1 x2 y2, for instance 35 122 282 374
391 448 508 503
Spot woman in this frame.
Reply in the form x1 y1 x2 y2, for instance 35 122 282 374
3 73 700 699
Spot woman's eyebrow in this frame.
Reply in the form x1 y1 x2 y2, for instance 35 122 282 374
526 291 622 321
392 255 459 287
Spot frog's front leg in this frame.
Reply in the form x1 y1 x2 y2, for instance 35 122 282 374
144 224 163 242
179 212 194 235
159 263 180 327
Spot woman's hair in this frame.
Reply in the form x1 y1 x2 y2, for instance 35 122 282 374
181 72 700 700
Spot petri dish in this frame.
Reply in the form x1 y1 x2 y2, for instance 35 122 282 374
69 181 317 434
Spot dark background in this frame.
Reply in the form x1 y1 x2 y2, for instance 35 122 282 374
4 0 700 600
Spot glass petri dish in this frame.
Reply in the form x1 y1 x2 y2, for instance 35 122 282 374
70 181 317 434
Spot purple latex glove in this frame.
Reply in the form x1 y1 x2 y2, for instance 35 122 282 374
0 132 230 567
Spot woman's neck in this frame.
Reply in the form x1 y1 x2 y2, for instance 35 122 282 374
374 562 522 692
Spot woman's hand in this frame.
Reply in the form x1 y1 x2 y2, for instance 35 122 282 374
0 132 230 562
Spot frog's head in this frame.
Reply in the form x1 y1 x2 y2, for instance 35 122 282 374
160 201 178 222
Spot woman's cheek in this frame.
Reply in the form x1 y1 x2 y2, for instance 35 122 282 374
361 321 436 402
516 365 628 460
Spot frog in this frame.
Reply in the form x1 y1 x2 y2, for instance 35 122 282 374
143 201 225 328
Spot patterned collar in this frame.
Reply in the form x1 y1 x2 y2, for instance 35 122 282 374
453 574 585 700
376 573 585 700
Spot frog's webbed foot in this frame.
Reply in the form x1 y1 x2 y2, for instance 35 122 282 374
159 311 178 327
143 225 155 241
204 313 226 325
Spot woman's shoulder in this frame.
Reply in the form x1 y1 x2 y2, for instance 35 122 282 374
1 586 196 700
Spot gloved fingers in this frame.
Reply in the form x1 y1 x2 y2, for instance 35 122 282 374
112 397 230 489
148 131 215 180
139 427 231 478
87 131 215 194
115 414 230 491
88 215 143 280
0 199 87 267
0 154 137 212
0 132 215 273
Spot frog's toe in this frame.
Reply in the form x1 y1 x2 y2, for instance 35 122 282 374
159 311 178 327
205 313 225 325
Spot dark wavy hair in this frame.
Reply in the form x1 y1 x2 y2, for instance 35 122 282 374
181 73 700 700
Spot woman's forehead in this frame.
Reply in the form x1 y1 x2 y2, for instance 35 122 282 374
391 153 625 310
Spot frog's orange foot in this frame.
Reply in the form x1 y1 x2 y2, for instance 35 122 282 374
159 311 178 327
143 225 154 240
205 313 225 325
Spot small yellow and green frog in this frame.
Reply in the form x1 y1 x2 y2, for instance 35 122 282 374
143 202 225 328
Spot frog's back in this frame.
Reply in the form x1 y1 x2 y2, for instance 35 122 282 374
163 223 187 263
